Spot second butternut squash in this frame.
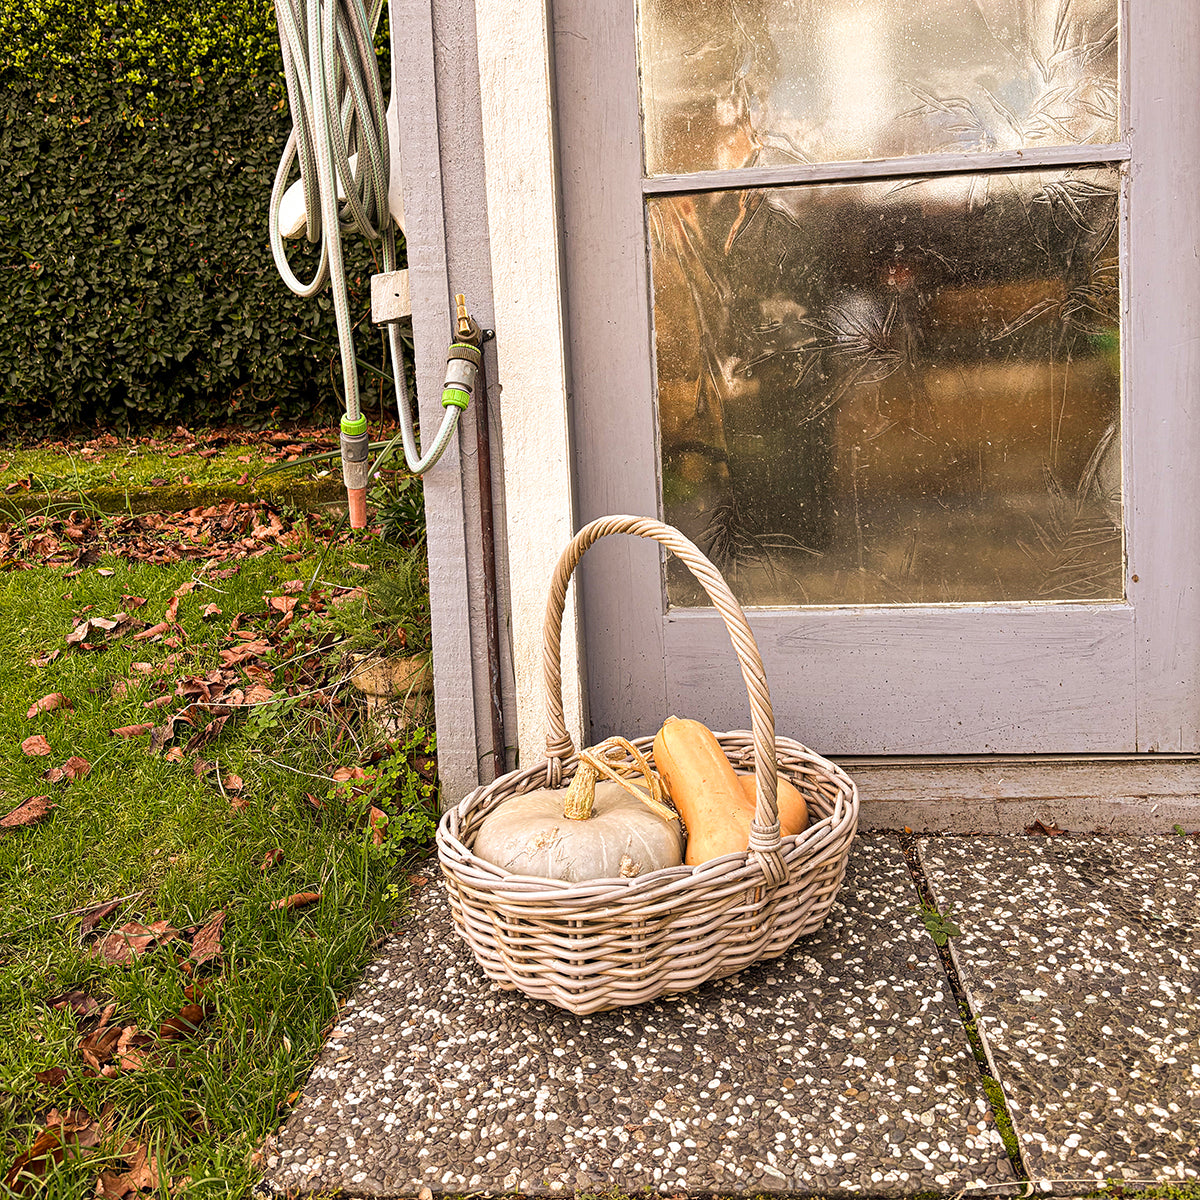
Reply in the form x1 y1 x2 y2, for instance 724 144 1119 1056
653 716 809 866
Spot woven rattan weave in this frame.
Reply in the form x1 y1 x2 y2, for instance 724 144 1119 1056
436 516 858 1014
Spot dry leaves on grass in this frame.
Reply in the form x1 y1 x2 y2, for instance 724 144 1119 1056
78 898 129 939
46 989 102 1019
26 692 69 719
90 921 177 966
270 891 321 911
110 723 154 739
368 806 389 845
20 734 52 756
1 794 55 830
45 755 91 783
2 1109 104 1195
187 911 225 966
94 1140 162 1198
2 499 335 572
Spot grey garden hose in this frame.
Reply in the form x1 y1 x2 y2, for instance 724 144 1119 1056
268 0 461 514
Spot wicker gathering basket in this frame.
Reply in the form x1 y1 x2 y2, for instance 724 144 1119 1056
436 515 858 1014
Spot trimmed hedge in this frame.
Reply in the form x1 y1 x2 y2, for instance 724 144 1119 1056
0 0 391 430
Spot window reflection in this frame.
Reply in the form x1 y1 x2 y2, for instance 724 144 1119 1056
639 0 1119 174
650 167 1122 606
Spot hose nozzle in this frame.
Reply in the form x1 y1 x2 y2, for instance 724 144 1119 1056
340 414 371 528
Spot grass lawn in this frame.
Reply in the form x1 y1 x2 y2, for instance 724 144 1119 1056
0 508 437 1197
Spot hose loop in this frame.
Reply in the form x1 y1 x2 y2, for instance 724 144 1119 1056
270 0 460 476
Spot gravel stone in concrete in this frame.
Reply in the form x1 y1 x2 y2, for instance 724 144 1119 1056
260 835 1013 1197
919 834 1200 1185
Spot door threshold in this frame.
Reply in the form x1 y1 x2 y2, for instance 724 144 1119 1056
830 753 1200 834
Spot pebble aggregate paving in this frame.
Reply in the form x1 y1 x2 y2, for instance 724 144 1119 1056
260 835 1014 1197
919 834 1200 1186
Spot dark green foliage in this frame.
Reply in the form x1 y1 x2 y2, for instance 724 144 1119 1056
0 0 393 430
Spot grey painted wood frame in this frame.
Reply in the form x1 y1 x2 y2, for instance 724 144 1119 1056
553 0 1200 760
389 0 517 802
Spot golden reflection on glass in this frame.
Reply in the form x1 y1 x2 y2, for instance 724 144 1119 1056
650 167 1122 607
638 0 1119 175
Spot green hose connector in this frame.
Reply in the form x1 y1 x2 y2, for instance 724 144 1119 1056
340 413 368 437
442 388 470 411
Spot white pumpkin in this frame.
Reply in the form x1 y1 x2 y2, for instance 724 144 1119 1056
471 738 683 883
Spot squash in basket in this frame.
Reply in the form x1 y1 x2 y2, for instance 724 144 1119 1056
472 737 683 883
735 773 808 836
653 716 808 866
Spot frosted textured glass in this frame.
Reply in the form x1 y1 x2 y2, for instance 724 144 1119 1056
639 0 1118 175
651 167 1122 607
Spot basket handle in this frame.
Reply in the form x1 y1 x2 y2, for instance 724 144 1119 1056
542 515 785 887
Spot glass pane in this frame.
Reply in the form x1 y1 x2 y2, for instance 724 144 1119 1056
639 0 1119 176
650 166 1122 607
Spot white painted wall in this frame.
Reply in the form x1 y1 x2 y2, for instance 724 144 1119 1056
473 0 586 765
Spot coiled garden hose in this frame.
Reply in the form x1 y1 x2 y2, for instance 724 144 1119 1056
268 0 464 526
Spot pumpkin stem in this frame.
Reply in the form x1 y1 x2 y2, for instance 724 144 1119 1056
561 758 600 821
572 737 679 825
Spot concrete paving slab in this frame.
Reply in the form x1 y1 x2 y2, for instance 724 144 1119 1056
919 834 1200 1186
259 835 1014 1197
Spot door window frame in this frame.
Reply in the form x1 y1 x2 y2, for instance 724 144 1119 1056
547 0 1200 756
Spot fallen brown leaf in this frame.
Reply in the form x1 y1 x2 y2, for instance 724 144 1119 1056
260 848 284 872
368 806 388 845
61 755 91 780
78 898 125 938
77 1003 120 1071
158 1002 209 1041
1 795 55 830
223 774 243 792
192 758 214 777
20 734 52 756
201 603 222 619
270 891 321 911
26 693 69 719
3 1128 67 1194
45 992 99 1026
218 639 271 667
164 747 185 764
95 1140 161 1198
34 1066 70 1087
114 1024 151 1071
90 920 178 966
1025 819 1065 836
132 622 170 642
143 695 172 709
111 724 154 738
330 587 366 607
189 910 225 965
243 684 275 705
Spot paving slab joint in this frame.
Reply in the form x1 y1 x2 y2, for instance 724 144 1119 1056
899 833 1027 1182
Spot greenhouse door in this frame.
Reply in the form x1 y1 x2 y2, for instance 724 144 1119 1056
551 0 1200 756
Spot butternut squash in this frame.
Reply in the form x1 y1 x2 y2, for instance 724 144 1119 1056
653 716 809 866
735 773 808 836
